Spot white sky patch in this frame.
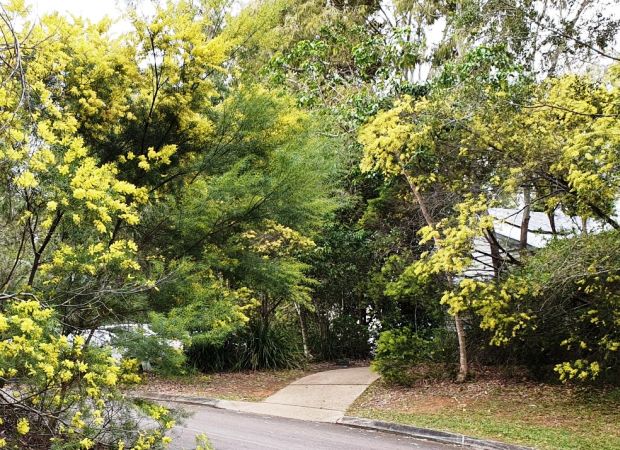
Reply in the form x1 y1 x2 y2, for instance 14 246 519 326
29 0 248 20
26 0 246 36
30 0 124 21
27 1 160 36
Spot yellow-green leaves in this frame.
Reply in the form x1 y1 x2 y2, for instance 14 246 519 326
359 97 437 184
241 219 315 258
358 54 620 384
0 296 170 449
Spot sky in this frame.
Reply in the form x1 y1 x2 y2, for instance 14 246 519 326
31 0 124 21
29 0 247 21
28 0 161 36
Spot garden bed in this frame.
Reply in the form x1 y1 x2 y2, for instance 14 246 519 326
348 366 620 450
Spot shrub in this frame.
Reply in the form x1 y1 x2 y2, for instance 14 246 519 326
112 329 188 376
372 327 456 385
235 322 305 370
0 296 174 449
186 321 305 372
469 231 620 383
111 314 191 376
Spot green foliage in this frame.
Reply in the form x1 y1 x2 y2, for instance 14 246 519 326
357 35 620 380
186 321 305 372
479 231 620 382
1 3 619 448
235 322 306 370
110 315 190 377
0 1 346 447
309 315 370 361
152 265 256 348
372 327 457 386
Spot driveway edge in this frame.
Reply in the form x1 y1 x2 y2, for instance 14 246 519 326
337 416 533 450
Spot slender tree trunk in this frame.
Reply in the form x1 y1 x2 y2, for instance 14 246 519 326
295 302 311 359
454 311 468 382
403 172 469 382
27 210 64 286
581 216 588 235
548 211 557 235
520 186 531 253
487 228 502 280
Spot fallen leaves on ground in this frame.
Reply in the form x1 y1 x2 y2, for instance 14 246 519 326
348 365 620 450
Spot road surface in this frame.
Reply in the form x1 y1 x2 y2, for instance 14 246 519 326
168 404 457 450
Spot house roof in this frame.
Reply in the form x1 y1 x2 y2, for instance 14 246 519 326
489 207 588 249
463 199 620 279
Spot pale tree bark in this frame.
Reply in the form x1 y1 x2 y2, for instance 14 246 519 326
581 216 588 235
403 172 469 382
295 302 311 359
519 186 531 253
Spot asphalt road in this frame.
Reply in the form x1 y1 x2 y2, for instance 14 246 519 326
168 404 457 450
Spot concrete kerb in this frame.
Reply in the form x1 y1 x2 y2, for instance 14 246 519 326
337 416 534 450
126 392 220 408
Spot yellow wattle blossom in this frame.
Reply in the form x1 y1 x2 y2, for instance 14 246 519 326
138 159 151 171
79 438 94 449
19 318 37 334
16 418 30 435
15 171 38 188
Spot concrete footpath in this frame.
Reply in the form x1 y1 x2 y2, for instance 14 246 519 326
216 366 379 422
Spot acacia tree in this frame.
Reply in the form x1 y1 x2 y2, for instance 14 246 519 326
358 93 476 380
0 3 179 447
359 36 620 379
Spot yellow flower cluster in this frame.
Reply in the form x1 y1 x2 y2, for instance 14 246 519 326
242 220 315 257
40 239 141 282
412 195 494 282
555 360 601 382
0 298 151 447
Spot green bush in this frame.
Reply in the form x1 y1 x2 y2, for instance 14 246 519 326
235 322 306 370
111 314 190 376
372 327 456 385
473 231 620 383
112 330 188 376
186 321 305 372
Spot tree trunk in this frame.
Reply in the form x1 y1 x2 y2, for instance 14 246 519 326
581 216 588 235
454 313 468 382
487 228 502 280
548 210 557 235
27 210 64 286
295 302 311 359
403 172 469 382
519 186 531 253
